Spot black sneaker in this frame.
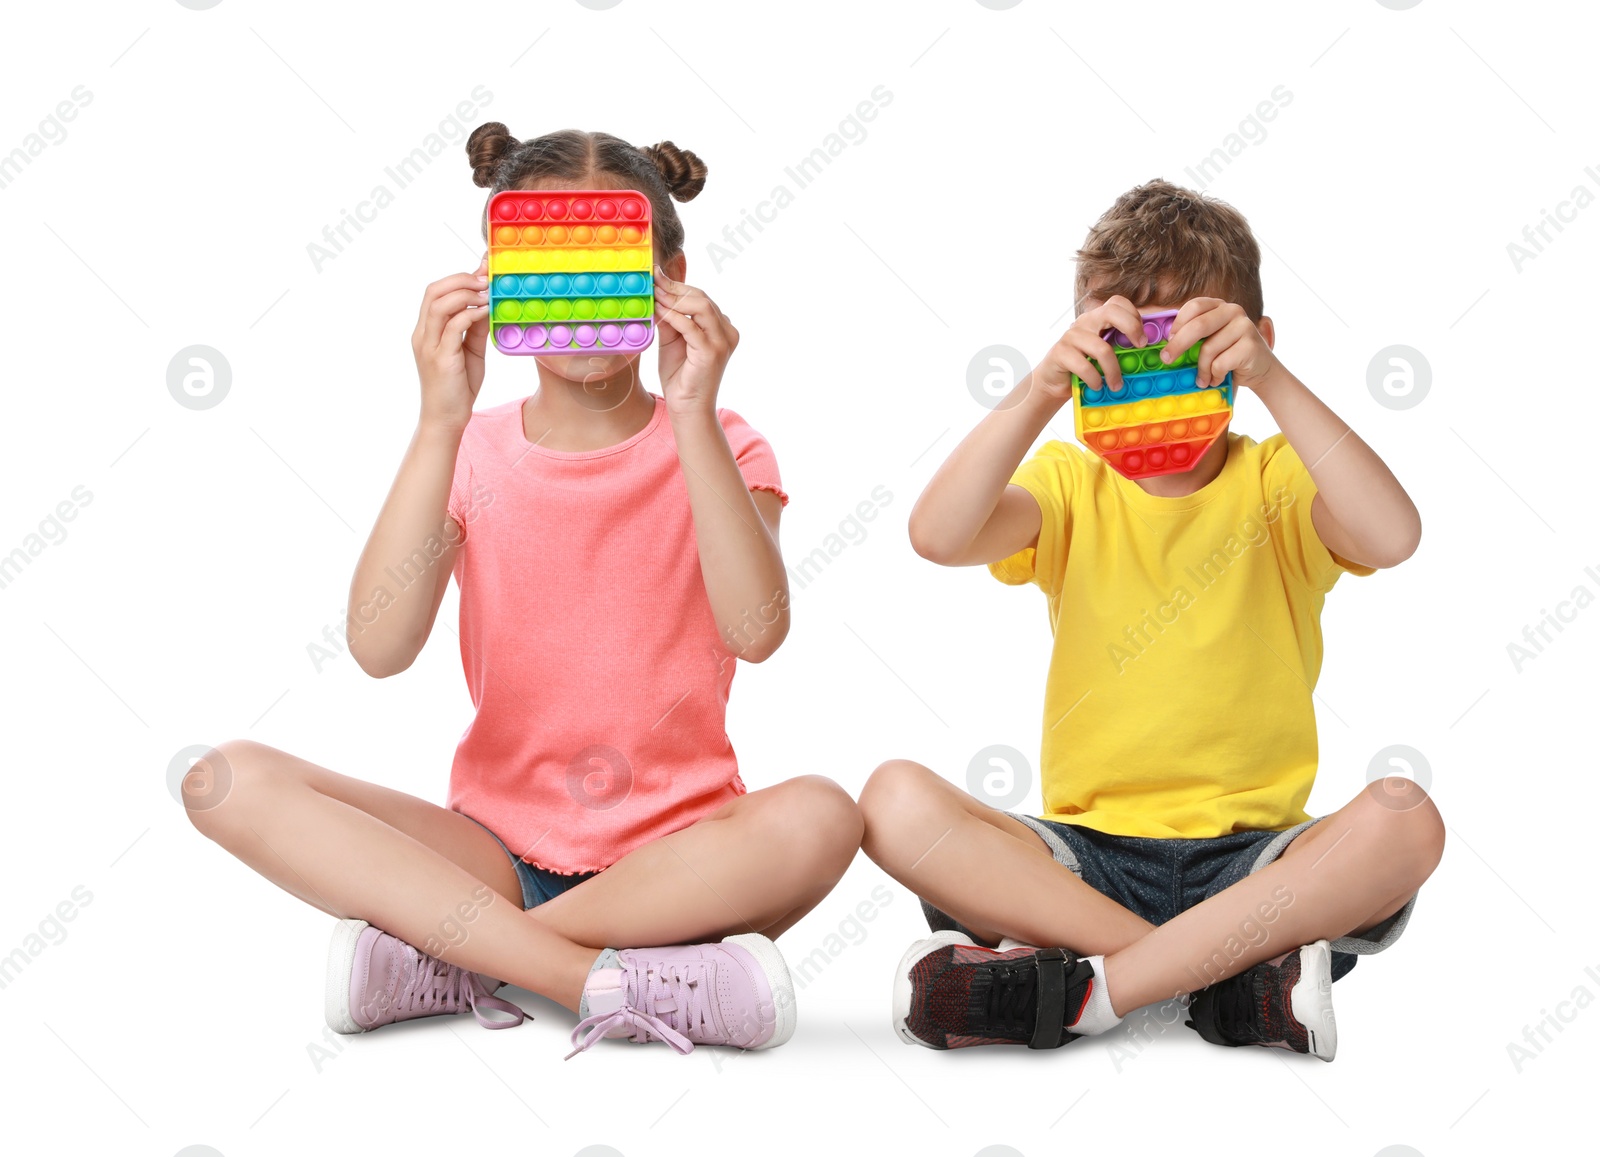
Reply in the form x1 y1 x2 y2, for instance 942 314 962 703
1187 940 1337 1061
892 931 1096 1050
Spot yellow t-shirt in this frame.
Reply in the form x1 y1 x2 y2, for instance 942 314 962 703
992 432 1373 838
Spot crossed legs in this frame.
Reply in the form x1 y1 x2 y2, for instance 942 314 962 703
186 740 862 1013
859 759 1443 1015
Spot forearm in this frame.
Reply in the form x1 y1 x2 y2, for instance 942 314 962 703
670 410 789 662
1255 365 1421 567
347 422 464 676
909 379 1060 564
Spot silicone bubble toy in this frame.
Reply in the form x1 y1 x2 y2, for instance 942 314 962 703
1071 309 1235 480
487 189 655 357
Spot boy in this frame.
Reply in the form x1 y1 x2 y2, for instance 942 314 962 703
861 180 1440 1060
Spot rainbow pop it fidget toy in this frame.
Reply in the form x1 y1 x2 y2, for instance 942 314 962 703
487 189 655 357
1072 309 1235 480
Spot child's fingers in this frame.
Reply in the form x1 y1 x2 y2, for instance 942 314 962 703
1195 335 1222 389
652 265 685 306
1097 298 1148 349
421 287 490 348
1171 296 1221 330
428 303 489 359
654 284 707 330
653 300 706 349
1067 361 1103 392
662 302 737 360
657 302 735 360
1196 321 1228 388
653 263 686 292
657 288 716 329
1165 299 1230 361
421 271 490 308
652 266 728 317
652 266 737 354
462 303 491 355
1051 338 1107 392
449 302 488 334
1195 314 1256 388
1087 335 1126 391
416 274 490 341
655 278 717 321
1194 315 1250 387
1198 340 1242 391
1063 333 1122 391
684 298 738 350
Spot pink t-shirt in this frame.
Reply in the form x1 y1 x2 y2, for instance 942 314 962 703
444 395 787 874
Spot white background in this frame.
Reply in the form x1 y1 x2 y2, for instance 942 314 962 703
1 1 1596 1154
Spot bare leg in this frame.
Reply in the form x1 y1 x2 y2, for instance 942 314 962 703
185 740 598 1011
188 744 863 1014
1103 778 1444 1013
859 760 1153 954
528 775 864 947
860 761 1443 1018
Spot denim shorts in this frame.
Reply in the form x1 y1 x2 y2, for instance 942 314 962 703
923 815 1415 983
462 813 598 910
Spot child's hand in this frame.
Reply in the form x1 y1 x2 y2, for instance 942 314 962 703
1034 295 1151 400
411 256 490 433
653 266 739 415
1164 298 1281 394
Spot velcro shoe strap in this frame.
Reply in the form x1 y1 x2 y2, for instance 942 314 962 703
1029 948 1068 1050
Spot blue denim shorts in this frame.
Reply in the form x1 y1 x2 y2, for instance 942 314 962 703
923 814 1415 983
462 813 598 910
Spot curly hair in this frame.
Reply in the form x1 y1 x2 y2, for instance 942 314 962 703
1075 179 1263 321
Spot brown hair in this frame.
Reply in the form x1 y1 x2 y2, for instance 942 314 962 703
1074 179 1263 321
466 124 706 258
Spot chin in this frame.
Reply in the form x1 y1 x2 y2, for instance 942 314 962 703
543 352 643 385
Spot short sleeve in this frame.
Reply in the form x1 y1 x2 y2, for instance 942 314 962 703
988 443 1075 597
446 419 503 544
446 432 476 532
718 407 788 506
1259 435 1376 593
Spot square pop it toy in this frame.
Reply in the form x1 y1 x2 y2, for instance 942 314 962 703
1072 309 1235 480
487 189 655 357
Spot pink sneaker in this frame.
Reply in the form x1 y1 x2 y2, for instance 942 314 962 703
325 919 526 1033
566 933 796 1057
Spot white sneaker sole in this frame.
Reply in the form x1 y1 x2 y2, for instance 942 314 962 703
1290 939 1337 1062
723 932 797 1049
891 930 974 1048
324 918 369 1035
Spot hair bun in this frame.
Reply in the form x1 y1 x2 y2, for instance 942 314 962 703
467 122 516 188
641 141 707 202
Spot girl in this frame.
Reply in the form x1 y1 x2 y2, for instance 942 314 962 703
185 125 863 1057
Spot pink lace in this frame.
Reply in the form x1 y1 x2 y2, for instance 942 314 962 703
565 958 719 1058
392 952 525 1030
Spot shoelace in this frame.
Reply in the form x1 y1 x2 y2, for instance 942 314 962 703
565 958 718 1058
396 951 526 1030
982 963 1038 1032
1212 968 1276 1045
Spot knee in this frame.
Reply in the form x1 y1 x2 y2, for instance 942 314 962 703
858 760 941 854
758 775 863 877
1356 778 1446 883
181 739 279 837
